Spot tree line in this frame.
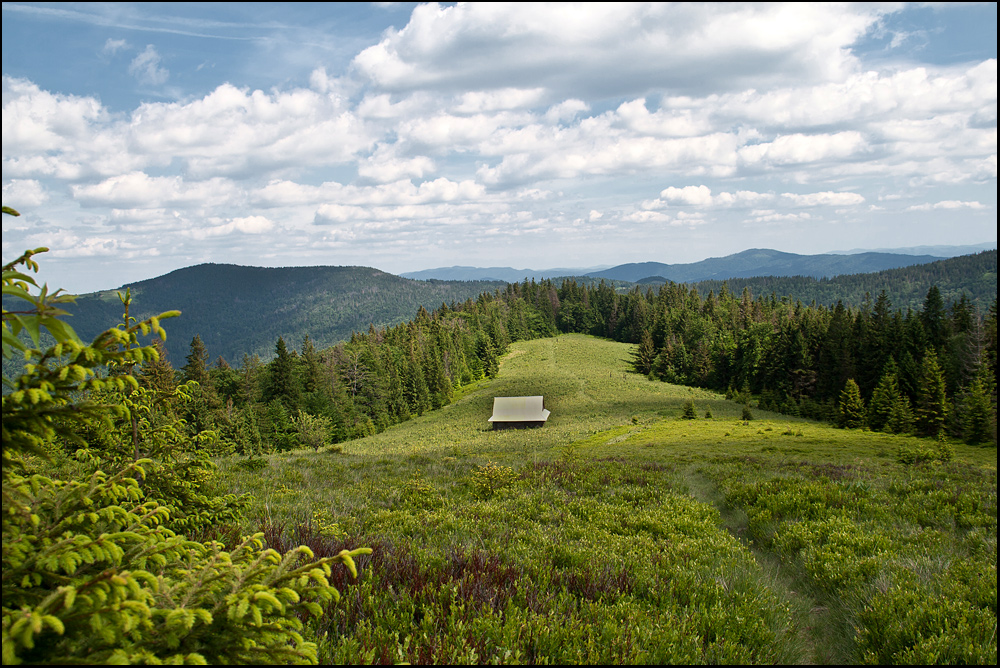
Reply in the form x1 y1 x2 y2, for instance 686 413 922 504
155 270 995 455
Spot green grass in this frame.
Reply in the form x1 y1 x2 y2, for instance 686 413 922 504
216 333 996 664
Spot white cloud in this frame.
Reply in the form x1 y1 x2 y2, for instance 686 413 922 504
253 177 486 209
906 200 986 211
454 88 546 113
658 185 714 207
781 191 865 207
2 5 994 291
2 179 48 207
545 99 589 124
184 215 275 239
72 173 240 209
749 210 813 224
101 38 129 57
357 144 436 183
353 3 885 98
738 132 869 166
125 83 372 176
129 45 169 86
622 210 672 224
642 187 864 209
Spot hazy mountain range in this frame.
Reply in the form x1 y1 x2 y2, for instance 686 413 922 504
400 265 612 282
405 244 995 283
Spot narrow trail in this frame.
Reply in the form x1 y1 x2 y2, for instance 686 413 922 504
682 466 852 665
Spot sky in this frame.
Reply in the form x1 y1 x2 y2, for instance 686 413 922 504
2 2 997 294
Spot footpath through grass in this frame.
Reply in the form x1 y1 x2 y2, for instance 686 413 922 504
217 333 996 664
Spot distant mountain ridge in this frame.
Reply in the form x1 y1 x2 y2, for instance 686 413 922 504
52 249 995 369
403 246 991 283
401 265 611 282
586 249 946 283
828 242 996 257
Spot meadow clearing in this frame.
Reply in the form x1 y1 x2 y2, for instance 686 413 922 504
218 333 996 664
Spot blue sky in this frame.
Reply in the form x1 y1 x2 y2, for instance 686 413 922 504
2 2 996 293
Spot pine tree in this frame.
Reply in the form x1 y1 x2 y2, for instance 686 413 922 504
838 378 866 429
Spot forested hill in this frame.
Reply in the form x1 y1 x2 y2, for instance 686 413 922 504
66 263 504 364
586 248 949 283
687 250 997 312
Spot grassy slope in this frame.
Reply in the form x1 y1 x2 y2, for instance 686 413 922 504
218 334 996 664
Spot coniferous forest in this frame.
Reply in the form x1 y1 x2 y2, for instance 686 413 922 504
145 258 996 455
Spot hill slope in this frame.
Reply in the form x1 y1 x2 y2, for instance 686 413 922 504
218 333 996 664
66 263 503 363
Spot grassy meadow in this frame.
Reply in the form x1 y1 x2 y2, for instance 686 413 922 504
216 333 997 664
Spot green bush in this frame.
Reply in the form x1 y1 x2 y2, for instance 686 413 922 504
471 462 518 499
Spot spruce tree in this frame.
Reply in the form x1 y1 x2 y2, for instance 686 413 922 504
139 339 178 393
915 350 949 438
868 361 901 432
633 330 656 376
920 285 949 352
886 395 915 434
1 238 367 664
265 336 299 409
181 335 210 386
961 375 995 445
838 378 866 429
